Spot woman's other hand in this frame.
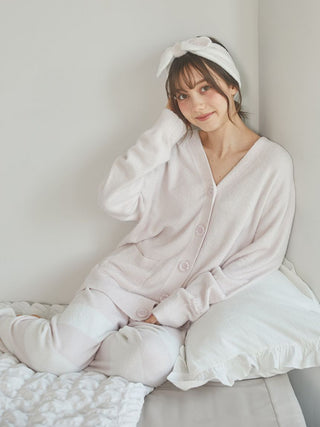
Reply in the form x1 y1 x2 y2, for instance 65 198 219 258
144 314 160 325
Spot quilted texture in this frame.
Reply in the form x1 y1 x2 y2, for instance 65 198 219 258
0 301 152 427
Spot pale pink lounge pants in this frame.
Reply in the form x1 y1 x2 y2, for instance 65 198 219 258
0 286 185 387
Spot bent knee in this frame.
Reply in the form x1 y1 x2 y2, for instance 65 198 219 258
91 324 184 387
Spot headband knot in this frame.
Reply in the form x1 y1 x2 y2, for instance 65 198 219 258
157 36 241 88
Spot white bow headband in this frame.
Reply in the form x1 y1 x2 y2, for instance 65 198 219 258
157 36 241 88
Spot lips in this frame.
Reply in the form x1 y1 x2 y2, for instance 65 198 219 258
195 112 214 121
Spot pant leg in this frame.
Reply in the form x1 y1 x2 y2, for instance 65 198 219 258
0 288 128 374
88 321 186 387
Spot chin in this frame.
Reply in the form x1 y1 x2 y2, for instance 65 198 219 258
197 123 220 133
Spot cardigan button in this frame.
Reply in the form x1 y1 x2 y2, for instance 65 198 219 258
160 293 169 302
178 260 190 272
135 308 150 319
195 224 205 235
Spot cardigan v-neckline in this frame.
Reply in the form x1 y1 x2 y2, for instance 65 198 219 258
190 130 266 190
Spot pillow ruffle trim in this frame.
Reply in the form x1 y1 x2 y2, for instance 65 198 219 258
167 339 320 389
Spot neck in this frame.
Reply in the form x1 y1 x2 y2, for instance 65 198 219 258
199 114 255 158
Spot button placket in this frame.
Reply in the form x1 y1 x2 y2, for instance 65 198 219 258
164 171 216 292
161 143 218 293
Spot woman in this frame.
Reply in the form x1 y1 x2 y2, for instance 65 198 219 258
0 36 295 387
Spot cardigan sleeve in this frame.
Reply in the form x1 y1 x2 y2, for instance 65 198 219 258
98 109 186 221
152 157 296 328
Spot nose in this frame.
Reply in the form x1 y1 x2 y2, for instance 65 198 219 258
190 93 206 111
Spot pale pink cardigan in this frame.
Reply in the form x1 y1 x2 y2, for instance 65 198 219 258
82 109 295 328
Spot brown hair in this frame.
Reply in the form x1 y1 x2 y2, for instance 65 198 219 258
165 36 247 134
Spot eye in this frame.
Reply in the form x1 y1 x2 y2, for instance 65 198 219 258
200 85 211 93
175 93 188 101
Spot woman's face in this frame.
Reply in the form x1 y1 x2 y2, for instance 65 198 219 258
174 67 238 133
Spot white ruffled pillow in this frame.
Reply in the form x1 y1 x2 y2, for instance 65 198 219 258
168 259 320 389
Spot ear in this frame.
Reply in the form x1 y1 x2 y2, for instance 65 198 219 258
230 85 238 96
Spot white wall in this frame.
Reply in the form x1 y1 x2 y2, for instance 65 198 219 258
259 0 320 298
258 1 320 426
0 0 259 303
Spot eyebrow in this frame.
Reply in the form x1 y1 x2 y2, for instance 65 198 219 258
176 78 207 92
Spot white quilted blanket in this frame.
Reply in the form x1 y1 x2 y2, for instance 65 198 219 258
0 301 152 427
